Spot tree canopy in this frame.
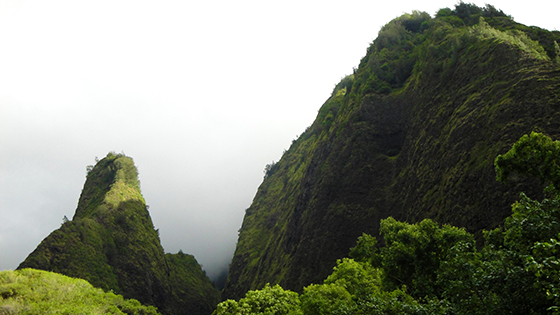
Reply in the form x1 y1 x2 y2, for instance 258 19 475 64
216 132 560 314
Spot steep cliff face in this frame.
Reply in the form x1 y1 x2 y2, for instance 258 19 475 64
223 5 560 299
18 153 220 315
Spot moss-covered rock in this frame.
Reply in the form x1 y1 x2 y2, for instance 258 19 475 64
223 4 560 300
18 153 220 315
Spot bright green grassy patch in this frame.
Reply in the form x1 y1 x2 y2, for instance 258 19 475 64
0 268 159 315
471 17 549 61
104 180 145 209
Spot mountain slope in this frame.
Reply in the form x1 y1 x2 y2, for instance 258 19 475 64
18 152 220 315
0 268 159 314
223 4 560 299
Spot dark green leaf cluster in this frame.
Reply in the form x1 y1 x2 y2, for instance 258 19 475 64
263 161 279 179
438 2 510 26
214 284 302 315
220 133 560 314
350 2 515 98
495 131 560 191
376 218 473 298
352 11 431 96
436 197 559 313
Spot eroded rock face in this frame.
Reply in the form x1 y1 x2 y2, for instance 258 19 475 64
223 10 560 300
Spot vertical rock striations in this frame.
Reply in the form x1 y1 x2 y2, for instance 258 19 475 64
223 5 560 299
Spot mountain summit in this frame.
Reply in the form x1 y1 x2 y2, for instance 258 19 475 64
19 152 219 315
223 4 560 299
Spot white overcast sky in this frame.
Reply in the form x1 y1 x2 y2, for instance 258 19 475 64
1 0 558 280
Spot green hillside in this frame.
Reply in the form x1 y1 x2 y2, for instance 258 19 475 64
18 152 220 315
223 3 560 300
0 268 159 314
215 132 560 314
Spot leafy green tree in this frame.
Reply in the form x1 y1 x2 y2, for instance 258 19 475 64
213 300 241 315
378 217 473 297
348 288 448 315
352 10 431 96
474 132 560 313
323 258 381 295
438 230 550 314
437 241 497 314
300 283 353 315
503 193 560 252
527 237 560 313
301 258 447 315
436 132 560 314
299 258 373 315
225 132 560 314
214 284 302 315
453 1 483 25
495 131 560 192
349 232 381 266
451 2 508 26
494 132 560 260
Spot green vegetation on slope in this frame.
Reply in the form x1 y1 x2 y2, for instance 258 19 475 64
18 153 220 315
165 252 221 314
217 132 560 314
0 268 159 315
224 2 560 300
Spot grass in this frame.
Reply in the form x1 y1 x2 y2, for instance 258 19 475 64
0 268 159 315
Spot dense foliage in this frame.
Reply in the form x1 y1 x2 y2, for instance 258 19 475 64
0 268 159 314
224 2 560 300
165 251 221 314
214 284 302 315
18 153 220 315
218 132 560 314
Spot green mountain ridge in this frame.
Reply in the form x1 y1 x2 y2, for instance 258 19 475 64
223 3 560 300
10 3 560 314
18 152 220 315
